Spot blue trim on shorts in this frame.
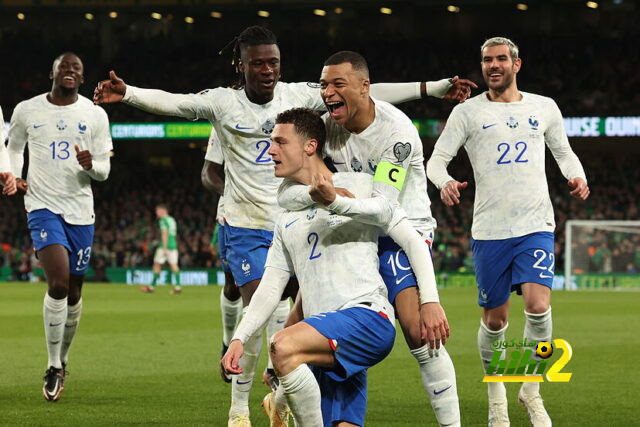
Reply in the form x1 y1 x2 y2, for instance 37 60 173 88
471 232 555 309
224 224 273 286
27 209 95 275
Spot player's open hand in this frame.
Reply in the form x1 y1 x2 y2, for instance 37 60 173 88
75 145 93 170
420 302 450 353
440 180 468 206
0 172 17 196
310 173 337 206
568 177 590 200
93 70 127 104
221 339 244 375
444 76 478 103
16 177 28 194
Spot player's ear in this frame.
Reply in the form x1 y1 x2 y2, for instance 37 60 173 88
305 138 318 156
361 78 370 96
513 57 522 73
49 70 54 80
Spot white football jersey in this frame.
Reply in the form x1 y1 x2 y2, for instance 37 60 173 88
323 99 436 234
204 129 226 223
0 106 9 172
430 91 586 240
126 82 325 231
8 94 112 225
266 172 394 319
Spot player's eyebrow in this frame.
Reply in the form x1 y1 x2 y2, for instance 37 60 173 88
320 77 347 84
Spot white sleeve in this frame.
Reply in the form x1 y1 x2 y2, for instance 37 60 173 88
545 100 587 182
288 82 326 111
0 107 9 172
426 106 468 189
205 130 224 164
327 193 398 229
277 178 314 210
387 218 439 303
231 266 290 344
84 153 110 182
7 103 27 177
122 85 222 121
370 82 421 104
233 224 292 343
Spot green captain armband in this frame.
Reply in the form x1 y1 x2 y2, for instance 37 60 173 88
373 161 407 191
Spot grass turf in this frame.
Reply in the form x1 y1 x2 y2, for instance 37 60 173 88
0 282 637 426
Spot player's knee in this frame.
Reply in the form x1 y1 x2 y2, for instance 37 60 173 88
223 281 240 301
269 330 297 372
524 300 549 315
485 317 508 331
47 278 68 297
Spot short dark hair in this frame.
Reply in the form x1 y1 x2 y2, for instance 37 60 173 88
156 204 168 211
323 51 369 78
238 26 277 52
275 108 326 156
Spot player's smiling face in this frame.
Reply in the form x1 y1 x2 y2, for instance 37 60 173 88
50 53 84 92
320 62 369 127
269 123 306 178
240 44 281 103
481 44 521 92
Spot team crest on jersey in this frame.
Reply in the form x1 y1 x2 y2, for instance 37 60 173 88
528 116 539 130
393 142 411 163
368 159 378 172
56 120 67 131
241 259 251 276
261 119 275 135
40 229 48 241
350 157 363 172
506 116 519 129
480 288 488 302
306 207 317 221
78 121 87 134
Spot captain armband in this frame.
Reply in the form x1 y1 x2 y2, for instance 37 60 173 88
373 161 407 191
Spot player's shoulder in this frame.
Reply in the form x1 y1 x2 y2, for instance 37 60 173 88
374 99 413 124
522 92 559 109
13 93 47 113
333 172 373 198
78 95 110 119
452 92 486 113
373 99 419 138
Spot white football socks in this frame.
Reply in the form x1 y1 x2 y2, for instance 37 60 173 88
220 289 242 346
521 307 552 395
478 319 509 400
60 297 83 366
229 308 264 416
411 344 461 426
266 300 290 370
43 293 67 369
279 364 322 427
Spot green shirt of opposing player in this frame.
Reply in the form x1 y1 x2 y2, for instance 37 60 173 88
159 215 178 250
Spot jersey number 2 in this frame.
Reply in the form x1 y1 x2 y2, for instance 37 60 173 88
307 232 322 260
255 140 272 163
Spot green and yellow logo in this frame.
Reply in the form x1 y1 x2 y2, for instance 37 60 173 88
483 338 573 383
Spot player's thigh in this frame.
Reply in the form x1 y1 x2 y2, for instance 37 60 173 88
66 222 95 276
167 249 179 268
271 321 335 370
471 237 514 310
153 248 166 265
27 209 70 283
393 286 423 349
512 232 554 313
38 244 70 291
378 236 419 305
225 225 272 286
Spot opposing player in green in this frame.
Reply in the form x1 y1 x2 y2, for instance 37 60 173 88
142 204 181 294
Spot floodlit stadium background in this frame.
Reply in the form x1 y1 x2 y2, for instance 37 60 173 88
1 0 638 425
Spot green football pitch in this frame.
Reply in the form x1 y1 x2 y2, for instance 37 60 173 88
1 282 637 426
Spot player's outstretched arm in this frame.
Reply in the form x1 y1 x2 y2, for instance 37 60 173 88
369 76 477 104
94 70 214 121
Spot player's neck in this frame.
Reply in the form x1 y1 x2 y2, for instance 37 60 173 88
48 87 79 106
295 157 332 185
344 97 375 134
486 85 522 103
244 87 274 105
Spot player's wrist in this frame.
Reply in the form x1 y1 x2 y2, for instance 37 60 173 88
425 78 453 99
